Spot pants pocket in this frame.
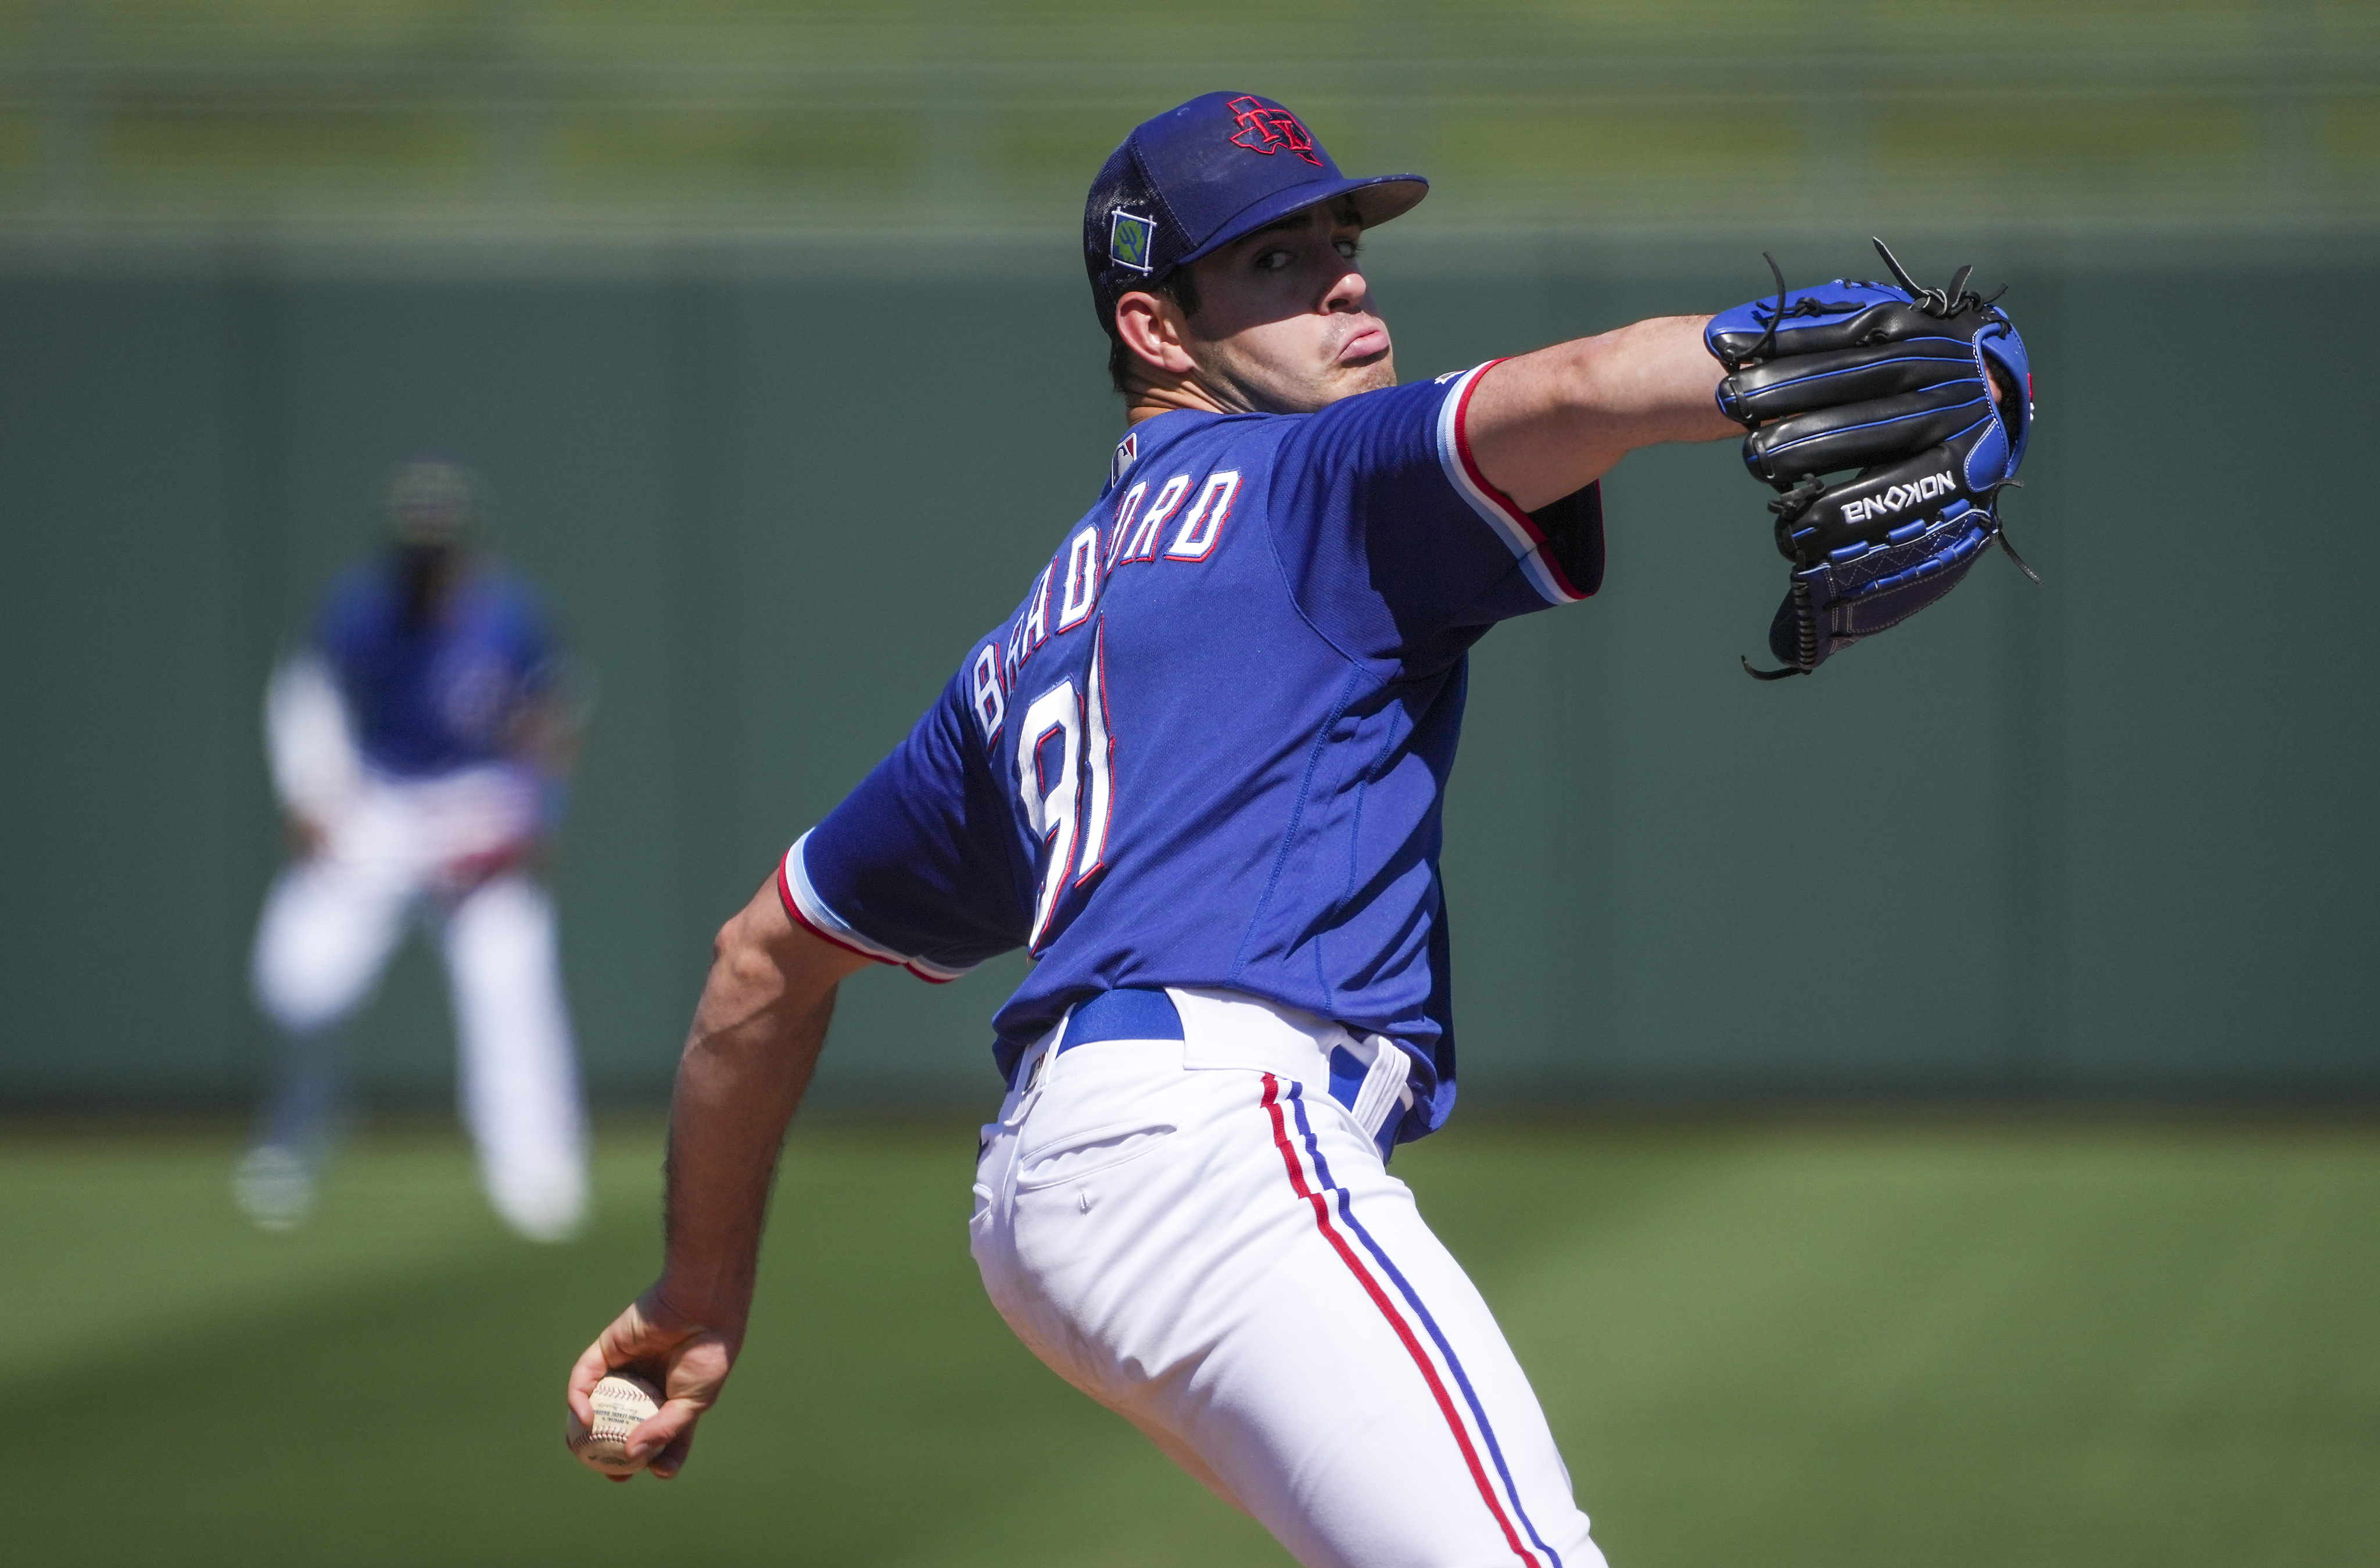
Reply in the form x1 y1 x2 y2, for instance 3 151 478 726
1013 1118 1178 1190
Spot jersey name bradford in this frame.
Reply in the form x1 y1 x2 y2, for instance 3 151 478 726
969 468 1241 739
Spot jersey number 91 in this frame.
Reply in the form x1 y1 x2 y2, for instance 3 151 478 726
1015 624 1114 951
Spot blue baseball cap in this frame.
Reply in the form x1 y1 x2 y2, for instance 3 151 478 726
1084 92 1428 337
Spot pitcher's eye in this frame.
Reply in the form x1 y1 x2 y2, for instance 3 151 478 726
1254 247 1293 273
1335 237 1360 260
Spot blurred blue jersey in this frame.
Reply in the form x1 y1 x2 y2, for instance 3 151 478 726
786 364 1602 1141
316 557 554 779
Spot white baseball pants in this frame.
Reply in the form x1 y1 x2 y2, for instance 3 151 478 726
250 772 587 1241
971 989 1605 1568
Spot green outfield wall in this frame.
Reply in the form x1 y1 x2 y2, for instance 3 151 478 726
2 242 2372 1108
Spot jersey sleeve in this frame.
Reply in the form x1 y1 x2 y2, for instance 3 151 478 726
780 668 1030 983
1266 362 1603 665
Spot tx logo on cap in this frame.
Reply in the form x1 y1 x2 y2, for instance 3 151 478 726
1227 96 1321 166
1109 210 1156 273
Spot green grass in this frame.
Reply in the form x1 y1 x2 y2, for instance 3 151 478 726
5 1114 2376 1566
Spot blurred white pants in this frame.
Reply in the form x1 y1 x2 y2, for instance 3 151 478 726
251 768 587 1242
971 989 1604 1568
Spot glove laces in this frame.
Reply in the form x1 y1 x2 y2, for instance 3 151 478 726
1734 251 1863 368
1869 237 2006 318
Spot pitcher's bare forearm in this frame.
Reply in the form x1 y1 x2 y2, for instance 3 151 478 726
1464 314 1741 512
653 879 872 1338
563 878 869 1480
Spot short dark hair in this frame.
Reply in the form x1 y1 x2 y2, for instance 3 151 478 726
1105 267 1203 396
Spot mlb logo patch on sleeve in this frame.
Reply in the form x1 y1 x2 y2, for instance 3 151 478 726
1109 211 1156 273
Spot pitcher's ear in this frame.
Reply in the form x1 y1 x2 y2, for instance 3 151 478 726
1114 291 1195 378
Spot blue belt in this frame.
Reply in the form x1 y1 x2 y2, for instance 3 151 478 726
1002 987 1184 1093
1021 987 1410 1161
1060 986 1184 1049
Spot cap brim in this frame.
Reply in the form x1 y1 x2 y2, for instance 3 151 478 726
1174 173 1429 270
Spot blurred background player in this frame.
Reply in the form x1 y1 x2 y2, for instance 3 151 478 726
234 457 590 1241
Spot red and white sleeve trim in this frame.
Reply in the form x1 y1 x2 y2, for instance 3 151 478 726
776 832 970 985
1433 360 1589 606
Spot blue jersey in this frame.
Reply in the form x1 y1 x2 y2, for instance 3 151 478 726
317 557 555 779
785 364 1603 1142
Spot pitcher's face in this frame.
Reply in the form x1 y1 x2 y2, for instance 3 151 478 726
1175 199 1396 415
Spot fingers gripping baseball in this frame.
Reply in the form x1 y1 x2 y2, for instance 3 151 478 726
566 1291 736 1481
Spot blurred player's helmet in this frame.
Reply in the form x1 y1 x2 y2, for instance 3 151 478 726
1083 92 1428 340
387 458 476 545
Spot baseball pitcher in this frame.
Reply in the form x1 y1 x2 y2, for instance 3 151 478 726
567 92 2032 1566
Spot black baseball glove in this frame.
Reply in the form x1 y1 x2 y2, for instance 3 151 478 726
1705 239 2037 679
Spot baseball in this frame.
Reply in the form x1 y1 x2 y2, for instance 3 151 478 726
570 1372 662 1476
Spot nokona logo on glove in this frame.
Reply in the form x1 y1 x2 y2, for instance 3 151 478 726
1840 470 1955 528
